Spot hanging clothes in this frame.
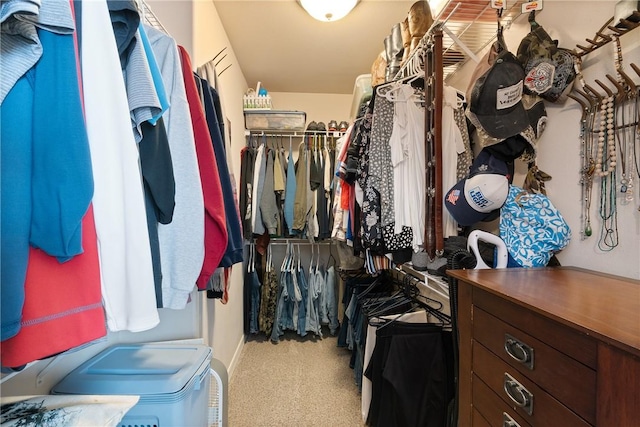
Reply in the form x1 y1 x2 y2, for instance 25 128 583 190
260 148 280 236
240 143 256 238
305 253 322 337
361 310 430 422
258 249 278 337
389 83 425 253
292 140 311 233
196 77 243 267
323 265 340 335
365 322 452 427
106 0 138 70
0 0 106 364
273 144 287 237
145 25 205 310
81 0 159 333
247 246 261 334
316 144 331 239
0 0 70 105
1 206 105 368
295 253 308 336
251 141 267 236
178 46 228 289
352 98 386 254
1 0 95 340
138 23 170 125
284 138 297 235
139 118 175 307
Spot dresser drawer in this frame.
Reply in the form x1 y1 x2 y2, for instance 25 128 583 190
473 307 596 424
473 342 592 427
473 288 597 369
473 373 531 427
473 408 492 427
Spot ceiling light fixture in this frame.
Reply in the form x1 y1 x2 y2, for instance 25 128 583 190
299 0 359 22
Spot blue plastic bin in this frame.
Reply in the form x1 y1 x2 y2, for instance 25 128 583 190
51 344 212 427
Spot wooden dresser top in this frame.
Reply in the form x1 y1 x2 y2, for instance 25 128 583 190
447 267 640 357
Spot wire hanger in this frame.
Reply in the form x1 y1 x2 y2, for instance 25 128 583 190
247 242 255 273
325 244 336 270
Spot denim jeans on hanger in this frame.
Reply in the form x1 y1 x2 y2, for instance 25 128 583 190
296 267 308 336
249 270 261 334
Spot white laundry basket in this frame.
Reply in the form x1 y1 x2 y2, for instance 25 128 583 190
208 357 228 427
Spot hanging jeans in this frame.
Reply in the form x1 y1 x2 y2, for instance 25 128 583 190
249 270 261 334
321 265 340 335
258 268 278 337
296 267 308 336
270 275 287 343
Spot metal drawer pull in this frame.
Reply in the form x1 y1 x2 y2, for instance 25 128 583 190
503 412 521 427
503 373 534 416
504 334 534 370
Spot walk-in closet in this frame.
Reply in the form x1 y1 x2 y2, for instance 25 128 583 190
2 1 639 426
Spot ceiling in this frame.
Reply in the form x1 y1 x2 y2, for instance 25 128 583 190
212 0 528 96
213 0 416 95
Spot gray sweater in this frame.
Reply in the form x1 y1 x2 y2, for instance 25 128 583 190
146 25 205 309
260 149 279 236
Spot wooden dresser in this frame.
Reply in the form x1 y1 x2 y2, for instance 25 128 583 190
447 267 640 427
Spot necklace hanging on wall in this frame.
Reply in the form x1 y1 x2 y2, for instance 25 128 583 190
571 59 597 238
581 106 596 238
597 104 619 252
617 99 634 204
594 95 616 177
634 94 640 211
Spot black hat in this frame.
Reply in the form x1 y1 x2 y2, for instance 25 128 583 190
467 51 529 140
479 94 547 162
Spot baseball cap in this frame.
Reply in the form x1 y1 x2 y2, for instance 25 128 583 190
444 149 511 226
480 94 547 162
467 51 529 140
517 24 577 103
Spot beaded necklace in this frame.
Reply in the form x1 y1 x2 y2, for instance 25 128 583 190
581 106 596 238
595 95 616 177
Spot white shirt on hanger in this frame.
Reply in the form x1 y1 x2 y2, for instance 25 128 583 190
81 0 159 332
389 84 425 252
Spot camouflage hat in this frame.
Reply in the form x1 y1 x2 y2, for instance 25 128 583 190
517 25 577 103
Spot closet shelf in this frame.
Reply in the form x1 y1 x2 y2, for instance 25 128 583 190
398 0 526 81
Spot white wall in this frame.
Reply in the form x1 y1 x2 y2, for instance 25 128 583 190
447 1 640 280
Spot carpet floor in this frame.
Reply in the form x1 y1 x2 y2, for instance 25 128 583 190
228 328 364 427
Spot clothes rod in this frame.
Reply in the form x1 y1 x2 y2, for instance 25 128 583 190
249 239 334 246
244 130 345 137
